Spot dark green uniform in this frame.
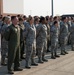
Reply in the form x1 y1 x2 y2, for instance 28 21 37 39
4 24 20 71
19 24 25 59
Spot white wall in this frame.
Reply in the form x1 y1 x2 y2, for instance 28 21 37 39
54 0 74 16
24 0 74 16
24 0 51 16
3 0 24 14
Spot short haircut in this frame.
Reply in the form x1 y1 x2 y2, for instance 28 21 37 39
19 18 23 21
27 16 33 22
11 16 16 21
54 16 57 20
45 16 49 21
61 16 66 21
34 17 39 22
17 14 20 17
2 17 6 21
53 21 58 25
23 15 26 18
39 16 45 23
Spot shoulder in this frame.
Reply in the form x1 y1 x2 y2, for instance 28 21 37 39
71 23 74 27
8 24 13 29
7 24 14 32
51 25 56 31
60 22 64 28
51 26 55 30
37 24 41 28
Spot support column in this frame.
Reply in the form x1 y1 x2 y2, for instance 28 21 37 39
0 0 3 15
51 0 54 16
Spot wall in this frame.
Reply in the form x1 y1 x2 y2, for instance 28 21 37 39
0 0 3 15
3 0 24 15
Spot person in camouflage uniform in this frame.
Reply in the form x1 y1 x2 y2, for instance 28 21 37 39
49 16 53 27
34 16 39 28
34 17 39 55
50 21 60 59
45 16 50 52
36 17 48 63
60 17 69 55
0 16 3 33
67 17 72 45
24 17 38 69
18 18 25 60
4 16 23 74
1 17 10 66
69 18 74 51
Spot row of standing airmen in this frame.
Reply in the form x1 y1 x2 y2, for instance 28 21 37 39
0 15 74 74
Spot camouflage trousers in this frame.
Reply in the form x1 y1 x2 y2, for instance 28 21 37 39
20 41 24 58
36 39 47 59
51 39 58 55
25 43 36 67
60 37 68 52
70 37 74 51
1 39 8 63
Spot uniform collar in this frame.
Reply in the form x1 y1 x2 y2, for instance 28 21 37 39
12 24 18 28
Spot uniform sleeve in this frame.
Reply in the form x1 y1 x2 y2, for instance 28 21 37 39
47 25 50 35
4 27 11 41
50 26 56 38
23 25 29 40
50 27 54 32
21 24 25 31
1 26 5 38
60 24 64 34
36 25 41 37
70 26 74 34
1 26 7 39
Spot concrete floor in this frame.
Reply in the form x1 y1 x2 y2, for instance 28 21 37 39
14 51 74 75
0 34 74 75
